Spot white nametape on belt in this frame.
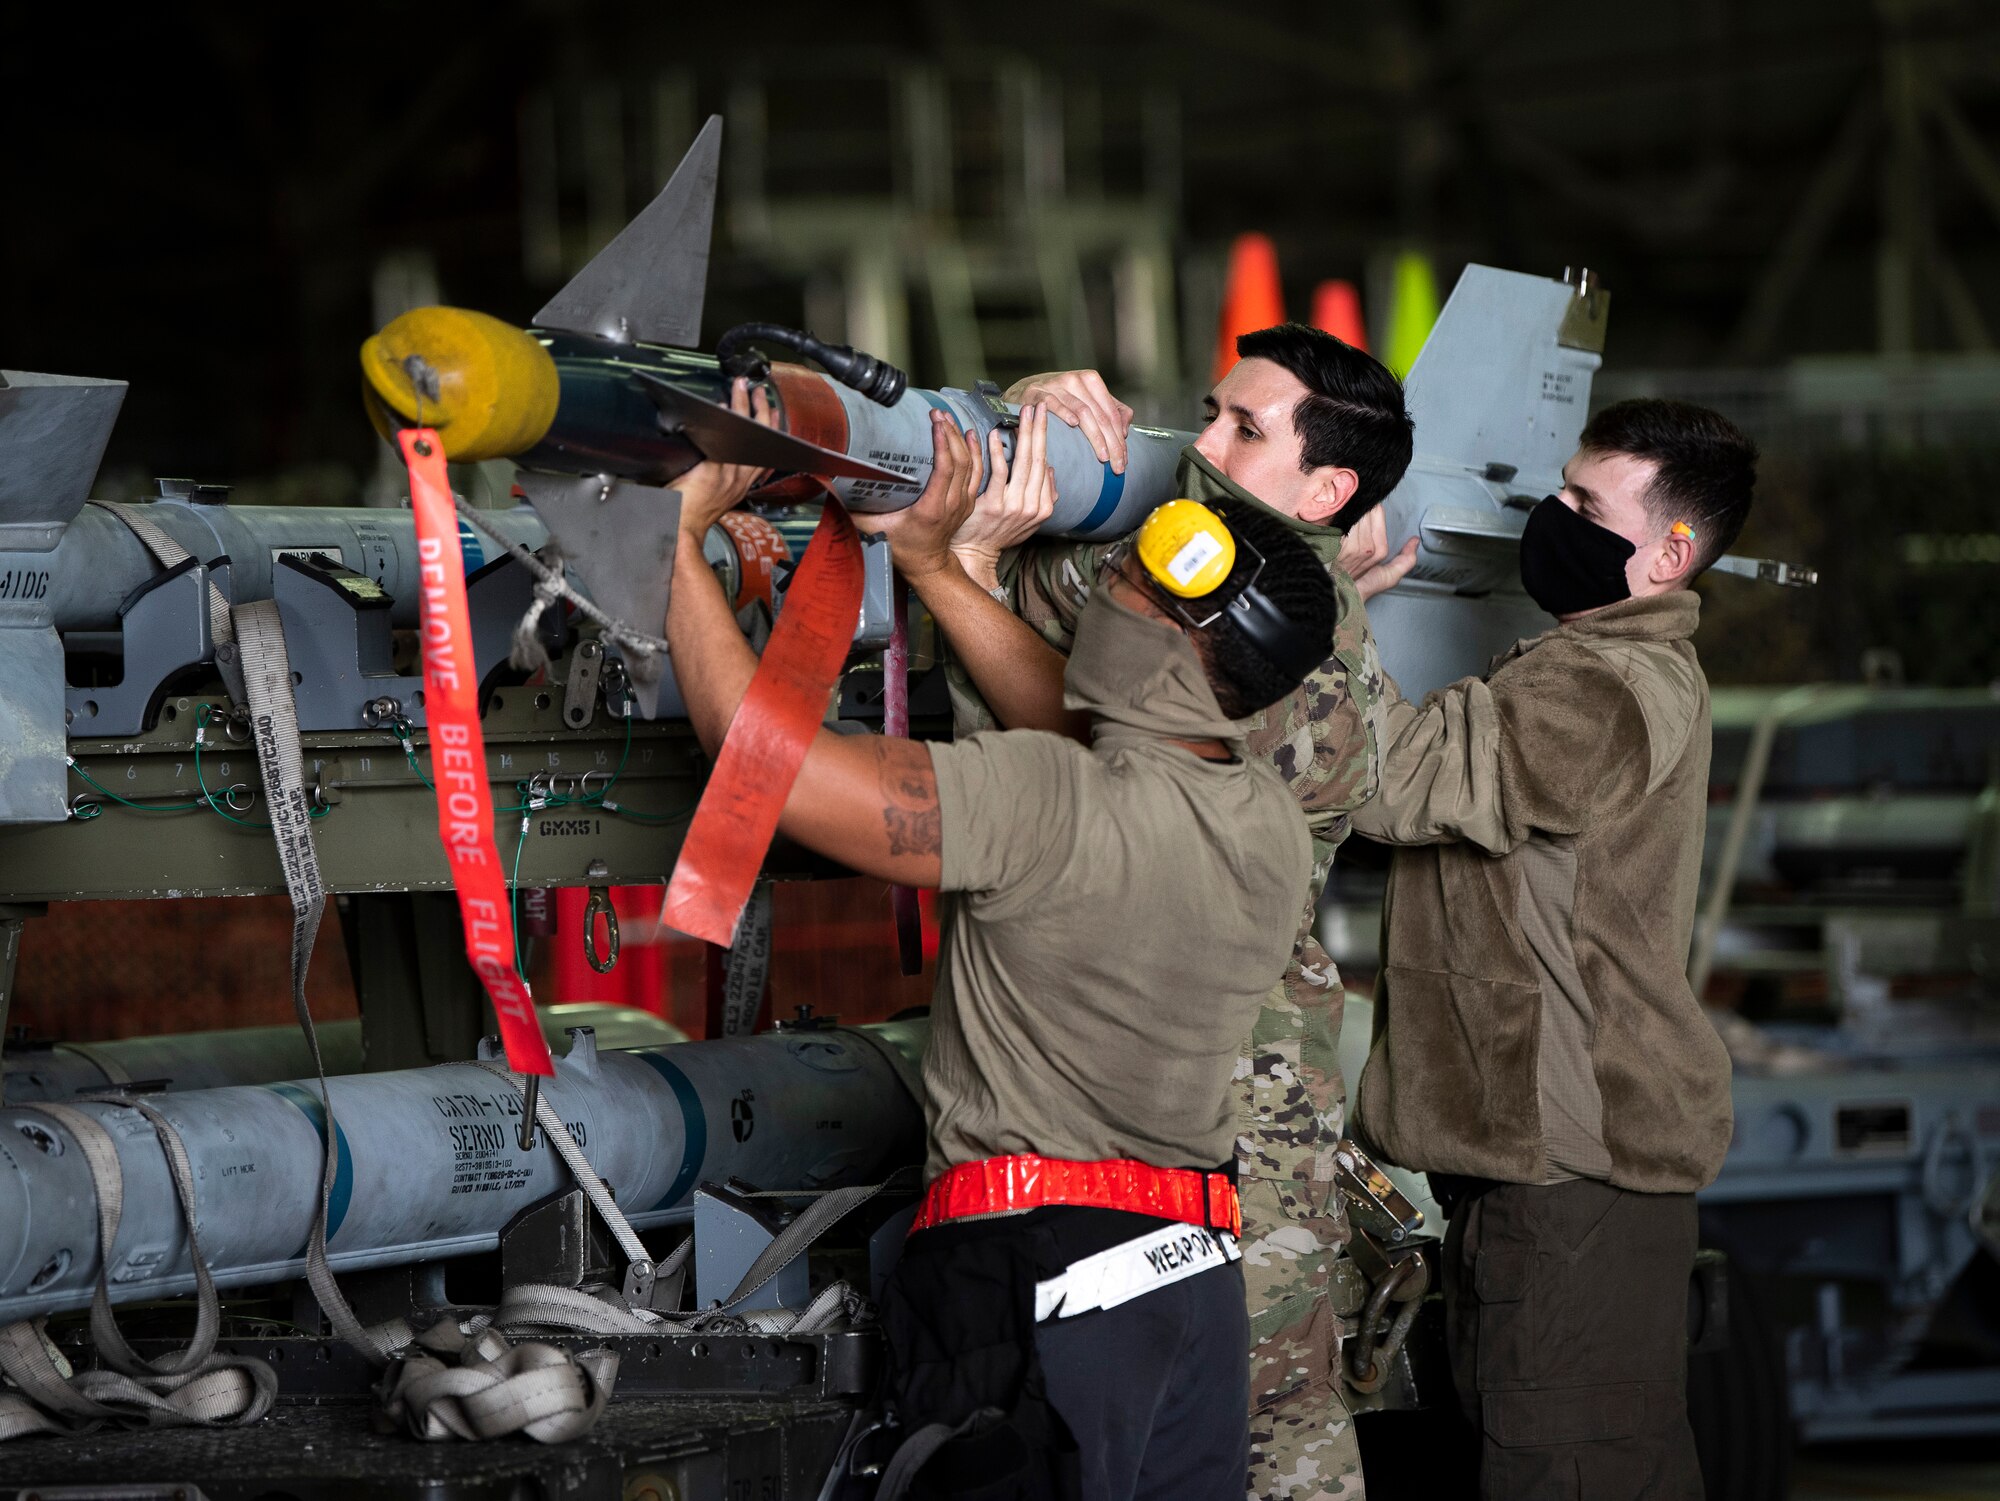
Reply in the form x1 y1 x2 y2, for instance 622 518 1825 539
1034 1223 1241 1322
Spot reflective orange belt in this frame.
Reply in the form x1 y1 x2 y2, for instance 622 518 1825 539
911 1154 1241 1238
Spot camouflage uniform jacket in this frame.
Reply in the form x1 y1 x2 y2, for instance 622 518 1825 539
946 510 1385 1361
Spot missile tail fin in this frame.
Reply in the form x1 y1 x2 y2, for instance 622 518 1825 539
636 375 906 485
1401 266 1609 494
532 116 723 348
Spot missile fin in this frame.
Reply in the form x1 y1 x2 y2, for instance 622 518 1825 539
532 116 723 348
515 472 680 718
1398 266 1606 495
636 374 907 485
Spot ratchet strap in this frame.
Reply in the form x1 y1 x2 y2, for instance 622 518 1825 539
663 503 865 946
911 1154 1242 1239
400 428 554 1079
233 598 396 1363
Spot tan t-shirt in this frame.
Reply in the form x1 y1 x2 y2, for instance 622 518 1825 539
923 719 1311 1180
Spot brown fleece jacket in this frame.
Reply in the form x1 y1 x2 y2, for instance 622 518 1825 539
1349 591 1733 1193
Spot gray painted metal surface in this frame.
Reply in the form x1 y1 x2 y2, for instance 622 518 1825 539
820 378 1190 538
1363 265 1604 698
534 116 720 348
0 373 131 824
3 1002 689 1102
0 1019 926 1325
10 497 548 634
0 370 126 527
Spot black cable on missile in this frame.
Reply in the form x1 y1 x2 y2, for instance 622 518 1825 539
715 323 908 408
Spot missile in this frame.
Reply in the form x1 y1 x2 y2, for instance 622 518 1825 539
2 1002 688 1103
354 115 1189 693
0 1018 925 1326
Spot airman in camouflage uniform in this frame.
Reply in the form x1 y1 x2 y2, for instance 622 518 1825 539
948 455 1386 1500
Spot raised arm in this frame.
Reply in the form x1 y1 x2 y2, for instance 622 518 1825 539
857 409 1089 742
665 380 944 888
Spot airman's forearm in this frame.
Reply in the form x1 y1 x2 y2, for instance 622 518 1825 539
907 554 1089 742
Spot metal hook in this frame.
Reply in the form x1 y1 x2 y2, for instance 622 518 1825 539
223 783 255 813
69 793 102 820
584 886 620 974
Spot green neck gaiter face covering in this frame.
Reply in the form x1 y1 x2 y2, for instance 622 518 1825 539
1062 585 1245 747
1172 447 1347 565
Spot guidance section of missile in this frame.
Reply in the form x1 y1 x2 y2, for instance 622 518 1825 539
2 1002 688 1103
0 1018 925 1326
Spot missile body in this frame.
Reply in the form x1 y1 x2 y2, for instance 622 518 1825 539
375 323 1191 542
0 1019 925 1325
2 1003 688 1102
519 331 1189 539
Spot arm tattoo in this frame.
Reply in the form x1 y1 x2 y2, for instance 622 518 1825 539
876 740 942 857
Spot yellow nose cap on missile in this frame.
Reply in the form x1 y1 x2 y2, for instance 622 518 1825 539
359 306 560 462
1135 499 1237 598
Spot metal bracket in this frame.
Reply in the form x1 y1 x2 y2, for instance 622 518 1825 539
501 1187 620 1293
563 638 604 729
63 557 224 737
972 379 1020 431
693 1183 810 1315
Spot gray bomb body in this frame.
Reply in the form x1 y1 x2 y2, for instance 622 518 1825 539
2 1003 688 1103
0 1020 925 1326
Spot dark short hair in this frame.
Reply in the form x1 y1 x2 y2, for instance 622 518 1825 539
1235 323 1414 520
1192 496 1338 718
1578 398 1758 577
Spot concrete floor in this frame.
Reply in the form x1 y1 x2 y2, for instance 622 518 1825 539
1793 1442 2000 1500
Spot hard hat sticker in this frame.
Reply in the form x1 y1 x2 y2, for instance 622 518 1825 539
1168 533 1225 588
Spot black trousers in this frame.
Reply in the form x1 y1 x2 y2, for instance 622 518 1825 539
1441 1177 1702 1501
1034 1260 1251 1501
882 1208 1249 1501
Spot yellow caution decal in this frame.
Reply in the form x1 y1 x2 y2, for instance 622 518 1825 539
359 307 561 462
1135 499 1237 599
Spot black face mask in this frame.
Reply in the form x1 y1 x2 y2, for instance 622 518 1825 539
1518 496 1635 617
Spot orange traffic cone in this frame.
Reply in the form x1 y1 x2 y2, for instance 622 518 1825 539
1213 233 1285 382
1310 279 1368 353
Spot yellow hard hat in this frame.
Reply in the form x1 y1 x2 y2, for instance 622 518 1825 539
1133 499 1237 598
359 306 561 462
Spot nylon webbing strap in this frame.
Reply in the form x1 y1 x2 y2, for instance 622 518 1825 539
400 429 554 1079
376 1321 620 1444
232 600 392 1365
87 501 248 706
55 1041 133 1087
664 503 866 946
467 1061 649 1271
0 1102 277 1441
718 881 773 1036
